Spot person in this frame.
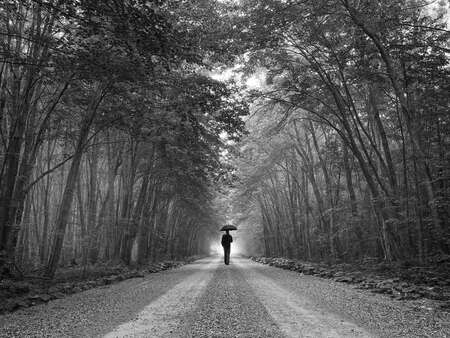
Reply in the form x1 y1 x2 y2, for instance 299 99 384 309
221 230 233 265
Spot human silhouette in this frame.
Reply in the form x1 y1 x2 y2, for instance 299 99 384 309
221 230 233 265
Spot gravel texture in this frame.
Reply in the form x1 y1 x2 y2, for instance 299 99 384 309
183 260 283 337
236 259 371 337
0 258 214 337
1 256 448 338
105 259 216 337
248 258 450 337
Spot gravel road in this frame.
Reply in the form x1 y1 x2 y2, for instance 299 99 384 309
1 256 449 337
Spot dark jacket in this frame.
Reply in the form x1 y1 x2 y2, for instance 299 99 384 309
221 234 233 247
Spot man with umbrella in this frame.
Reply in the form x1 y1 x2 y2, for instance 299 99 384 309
220 225 236 265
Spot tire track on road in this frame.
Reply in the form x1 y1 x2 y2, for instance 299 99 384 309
103 258 218 338
235 258 373 338
184 258 284 337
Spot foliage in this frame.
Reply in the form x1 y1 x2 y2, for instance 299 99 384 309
0 0 248 276
230 0 450 262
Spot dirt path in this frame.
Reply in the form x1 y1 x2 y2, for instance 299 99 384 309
235 259 371 338
1 256 448 337
104 259 217 338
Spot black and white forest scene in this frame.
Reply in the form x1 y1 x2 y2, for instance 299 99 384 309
0 0 449 337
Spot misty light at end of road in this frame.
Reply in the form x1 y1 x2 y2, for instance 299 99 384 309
210 243 222 256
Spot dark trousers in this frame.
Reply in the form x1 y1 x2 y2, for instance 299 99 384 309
223 245 230 265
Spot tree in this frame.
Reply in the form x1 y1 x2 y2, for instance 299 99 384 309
230 0 449 262
1 0 249 277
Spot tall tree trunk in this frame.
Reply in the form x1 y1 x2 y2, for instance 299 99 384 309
89 144 121 263
45 86 105 278
85 143 98 263
0 112 27 251
120 163 151 265
344 1 444 250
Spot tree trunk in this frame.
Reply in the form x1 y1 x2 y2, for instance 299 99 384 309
45 86 105 278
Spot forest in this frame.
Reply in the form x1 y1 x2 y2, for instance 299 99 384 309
0 0 249 279
0 0 449 283
231 0 449 264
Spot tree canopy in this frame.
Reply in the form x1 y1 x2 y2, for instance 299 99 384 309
0 0 448 278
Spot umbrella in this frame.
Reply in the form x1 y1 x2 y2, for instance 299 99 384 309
220 225 237 231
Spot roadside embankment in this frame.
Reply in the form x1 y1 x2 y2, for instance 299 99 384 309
0 256 201 314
